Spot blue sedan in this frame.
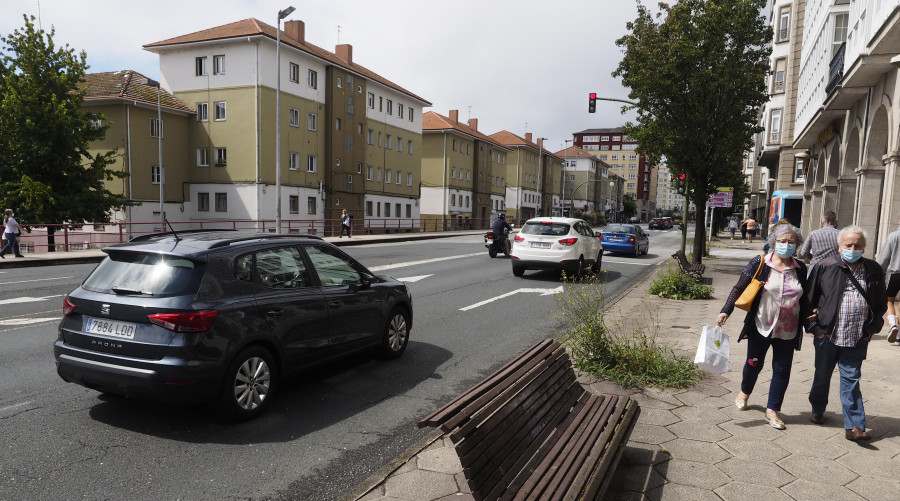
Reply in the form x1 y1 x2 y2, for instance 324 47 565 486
599 224 650 257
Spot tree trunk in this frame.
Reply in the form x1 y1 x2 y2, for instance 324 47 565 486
692 195 706 264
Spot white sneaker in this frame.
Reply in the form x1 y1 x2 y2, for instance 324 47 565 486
889 325 898 344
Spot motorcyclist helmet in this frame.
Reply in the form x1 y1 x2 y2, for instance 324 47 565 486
498 213 505 220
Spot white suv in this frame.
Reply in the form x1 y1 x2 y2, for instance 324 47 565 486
510 217 603 278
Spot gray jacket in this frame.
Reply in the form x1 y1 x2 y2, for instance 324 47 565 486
877 227 900 273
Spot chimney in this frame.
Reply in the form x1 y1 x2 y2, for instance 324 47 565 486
449 109 459 123
468 118 478 131
537 138 544 149
336 43 353 63
525 132 533 143
283 20 305 43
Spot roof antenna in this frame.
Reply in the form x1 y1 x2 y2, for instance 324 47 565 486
165 218 181 241
337 25 341 44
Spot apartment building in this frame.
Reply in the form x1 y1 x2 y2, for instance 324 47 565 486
420 110 511 228
573 127 656 222
138 18 430 231
556 145 610 214
489 131 560 223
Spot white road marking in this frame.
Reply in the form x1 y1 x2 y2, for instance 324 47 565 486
0 401 33 415
0 276 73 285
603 259 654 266
395 275 433 283
0 317 60 326
459 286 564 311
369 252 483 272
0 295 62 305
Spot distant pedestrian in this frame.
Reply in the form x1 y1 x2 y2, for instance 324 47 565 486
0 209 24 258
800 211 840 271
745 217 758 244
877 218 900 344
806 226 887 441
728 218 738 239
740 217 748 241
717 223 813 430
340 209 352 238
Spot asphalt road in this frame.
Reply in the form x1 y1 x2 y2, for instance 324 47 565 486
0 228 685 501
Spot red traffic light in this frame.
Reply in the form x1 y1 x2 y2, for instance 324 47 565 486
678 173 686 180
589 93 597 99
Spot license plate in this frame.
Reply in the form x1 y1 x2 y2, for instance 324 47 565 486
608 237 623 242
85 317 137 340
531 242 551 248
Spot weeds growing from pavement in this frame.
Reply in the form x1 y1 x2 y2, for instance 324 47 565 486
557 273 701 389
648 263 714 300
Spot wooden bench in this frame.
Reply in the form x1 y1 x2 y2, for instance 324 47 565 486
418 339 640 501
672 250 705 278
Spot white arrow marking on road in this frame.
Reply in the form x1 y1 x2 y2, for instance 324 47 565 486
0 277 73 285
0 317 60 326
0 295 62 306
395 274 433 283
459 286 564 312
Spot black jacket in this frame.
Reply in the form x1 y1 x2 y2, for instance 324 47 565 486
806 256 887 339
492 219 512 238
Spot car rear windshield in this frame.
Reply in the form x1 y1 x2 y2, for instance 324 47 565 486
82 252 205 297
521 222 570 236
604 225 634 234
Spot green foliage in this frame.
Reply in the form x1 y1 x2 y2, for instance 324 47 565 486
558 274 701 389
0 15 129 228
614 0 772 262
572 210 606 227
649 263 714 299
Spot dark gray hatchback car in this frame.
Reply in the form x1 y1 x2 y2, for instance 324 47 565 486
54 231 413 420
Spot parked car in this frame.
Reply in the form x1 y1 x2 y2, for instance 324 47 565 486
649 218 664 230
628 216 641 224
599 224 650 257
54 231 413 420
510 217 603 278
661 217 674 228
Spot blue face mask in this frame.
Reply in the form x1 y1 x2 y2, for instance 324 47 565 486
842 249 863 263
775 243 796 258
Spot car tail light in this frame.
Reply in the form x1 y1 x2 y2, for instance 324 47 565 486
558 237 578 246
627 237 635 243
62 298 76 317
515 234 525 242
486 234 493 240
148 311 219 332
597 234 604 241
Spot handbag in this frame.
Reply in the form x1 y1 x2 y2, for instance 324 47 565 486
734 255 765 311
694 325 730 373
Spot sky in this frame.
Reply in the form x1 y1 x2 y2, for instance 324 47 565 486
2 0 643 152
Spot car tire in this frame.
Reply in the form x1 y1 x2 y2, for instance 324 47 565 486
592 251 602 274
379 308 409 359
633 245 640 258
573 257 585 279
217 346 276 421
488 246 497 258
512 264 525 277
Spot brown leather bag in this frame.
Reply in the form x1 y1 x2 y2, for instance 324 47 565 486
734 255 765 311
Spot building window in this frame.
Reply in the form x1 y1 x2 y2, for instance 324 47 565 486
214 101 226 121
357 162 362 174
307 155 317 173
197 148 209 167
289 62 299 83
407 140 413 154
195 56 207 76
398 103 404 118
768 109 782 143
150 118 163 138
772 58 786 94
308 113 317 131
151 165 161 184
308 69 318 89
612 136 621 141
406 204 412 218
368 129 374 145
384 203 391 217
386 99 393 115
213 55 225 75
289 108 299 127
308 197 317 214
335 118 341 130
396 170 402 185
345 135 354 152
386 134 392 149
215 193 227 212
289 195 299 214
215 147 227 166
778 6 790 42
386 169 392 184
407 173 413 186
198 192 209 212
367 92 375 108
290 152 300 170
366 201 373 216
347 174 353 190
196 103 208 122
337 77 342 88
395 203 401 217
833 13 849 58
408 107 414 122
794 156 806 182
366 165 374 180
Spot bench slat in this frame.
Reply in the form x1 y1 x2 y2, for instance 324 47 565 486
572 399 641 501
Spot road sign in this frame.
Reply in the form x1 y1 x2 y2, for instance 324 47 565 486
706 192 733 208
716 187 734 192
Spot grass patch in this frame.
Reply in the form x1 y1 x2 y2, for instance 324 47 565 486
558 274 701 389
648 263 713 300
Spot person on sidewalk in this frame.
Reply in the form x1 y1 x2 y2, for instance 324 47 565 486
876 218 900 344
339 209 352 238
0 209 25 258
717 224 813 431
728 217 738 240
800 211 840 272
745 217 758 244
740 217 748 241
806 226 887 441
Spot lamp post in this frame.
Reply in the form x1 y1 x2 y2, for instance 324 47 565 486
275 5 296 234
563 139 572 216
537 137 547 217
609 180 617 222
145 78 164 230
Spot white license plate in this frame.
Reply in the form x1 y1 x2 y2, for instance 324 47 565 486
531 242 551 248
608 237 623 242
85 317 136 340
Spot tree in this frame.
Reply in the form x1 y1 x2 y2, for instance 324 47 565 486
0 15 128 249
614 0 771 262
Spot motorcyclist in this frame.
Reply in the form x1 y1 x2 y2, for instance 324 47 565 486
492 213 513 254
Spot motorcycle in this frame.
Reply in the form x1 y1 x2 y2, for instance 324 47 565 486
484 226 513 258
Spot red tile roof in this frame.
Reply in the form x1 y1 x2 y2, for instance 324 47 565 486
144 18 430 105
489 130 562 160
78 71 193 113
422 112 510 150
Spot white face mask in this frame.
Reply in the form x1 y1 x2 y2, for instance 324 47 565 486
775 242 796 258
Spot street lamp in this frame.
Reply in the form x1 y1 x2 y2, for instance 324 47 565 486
275 5 295 234
537 137 547 216
610 180 617 222
145 78 164 230
563 139 572 215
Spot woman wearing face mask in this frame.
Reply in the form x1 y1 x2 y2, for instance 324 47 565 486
717 224 814 430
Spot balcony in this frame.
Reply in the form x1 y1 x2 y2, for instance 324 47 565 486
768 131 781 144
825 42 845 96
777 29 789 42
772 80 785 94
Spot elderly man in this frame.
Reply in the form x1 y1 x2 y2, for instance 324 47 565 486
800 211 840 270
806 226 887 441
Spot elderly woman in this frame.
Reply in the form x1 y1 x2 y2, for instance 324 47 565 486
716 224 814 430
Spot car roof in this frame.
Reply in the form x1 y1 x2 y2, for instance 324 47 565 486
103 231 325 258
603 224 637 232
522 217 584 225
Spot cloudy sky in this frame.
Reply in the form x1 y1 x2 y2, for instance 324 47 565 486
3 0 643 151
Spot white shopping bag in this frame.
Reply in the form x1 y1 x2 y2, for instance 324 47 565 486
694 325 730 374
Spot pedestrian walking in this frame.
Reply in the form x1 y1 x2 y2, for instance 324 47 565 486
745 217 758 244
339 209 352 238
717 224 813 430
877 218 900 344
800 211 840 271
0 209 25 258
806 226 887 441
740 217 748 241
728 217 738 239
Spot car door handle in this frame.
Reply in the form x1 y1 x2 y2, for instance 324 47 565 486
328 301 341 308
267 310 283 317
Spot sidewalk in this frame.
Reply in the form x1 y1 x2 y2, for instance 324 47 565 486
341 236 900 501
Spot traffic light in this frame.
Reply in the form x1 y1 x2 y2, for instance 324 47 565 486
676 173 686 195
588 93 596 113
